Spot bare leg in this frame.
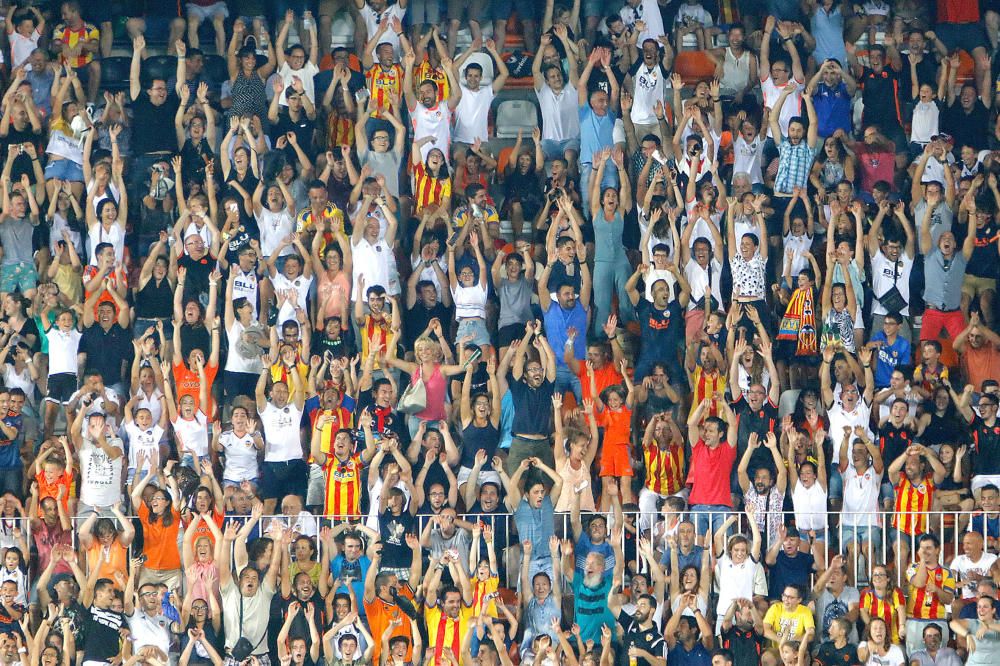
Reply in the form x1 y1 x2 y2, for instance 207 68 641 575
100 21 113 58
168 18 187 51
447 19 460 58
509 201 524 239
493 20 507 56
213 15 227 55
522 19 537 52
188 14 203 50
981 289 996 329
987 11 1000 50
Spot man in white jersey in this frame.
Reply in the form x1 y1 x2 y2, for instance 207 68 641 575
256 354 306 514
403 49 461 165
230 244 263 320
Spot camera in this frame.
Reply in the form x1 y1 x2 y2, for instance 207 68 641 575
548 188 562 202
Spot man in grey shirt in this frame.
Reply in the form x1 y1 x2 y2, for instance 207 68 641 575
909 622 963 666
918 195 974 342
0 177 40 298
812 555 860 643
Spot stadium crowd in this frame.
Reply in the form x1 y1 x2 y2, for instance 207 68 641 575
0 0 998 665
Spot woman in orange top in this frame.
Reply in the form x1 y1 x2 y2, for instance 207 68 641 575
589 359 636 507
78 504 135 589
130 459 184 590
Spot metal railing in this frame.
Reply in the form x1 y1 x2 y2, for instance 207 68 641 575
18 507 991 596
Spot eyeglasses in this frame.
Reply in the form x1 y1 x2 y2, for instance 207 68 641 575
979 403 998 409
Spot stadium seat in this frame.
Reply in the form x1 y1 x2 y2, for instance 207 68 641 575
203 55 229 88
100 56 131 92
143 55 177 84
494 99 537 139
459 52 495 87
673 50 716 85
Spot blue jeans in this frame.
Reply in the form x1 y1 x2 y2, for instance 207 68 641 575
579 157 619 221
691 504 732 536
540 138 581 160
592 259 634 331
554 365 582 404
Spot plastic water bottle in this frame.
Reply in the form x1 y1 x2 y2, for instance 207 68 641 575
303 11 314 31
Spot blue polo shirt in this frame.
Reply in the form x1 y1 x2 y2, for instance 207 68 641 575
813 81 852 138
579 104 616 165
871 331 911 388
668 640 712 666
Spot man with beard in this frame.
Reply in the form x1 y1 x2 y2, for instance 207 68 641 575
739 433 787 549
422 551 474 662
638 412 686 535
506 456 564 582
498 324 557 471
720 598 765 665
403 49 461 165
561 519 624 643
610 593 666 666
278 566 328 641
364 546 419 665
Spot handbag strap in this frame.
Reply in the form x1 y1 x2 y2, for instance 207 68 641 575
237 583 268 654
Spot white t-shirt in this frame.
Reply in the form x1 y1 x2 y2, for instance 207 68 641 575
257 207 294 258
714 554 767 615
411 102 452 164
226 321 265 374
360 3 406 61
859 643 905 666
271 272 313 319
79 437 125 507
132 388 164 431
783 233 812 277
871 251 913 316
46 328 81 376
125 423 164 474
453 84 494 145
173 412 209 458
630 63 668 126
220 430 258 482
277 61 320 105
452 283 488 319
231 269 260 319
841 464 881 527
536 84 580 142
761 76 805 138
352 238 398 299
9 30 41 70
620 0 667 44
733 135 765 184
827 399 873 461
684 257 723 313
950 552 998 599
260 402 303 462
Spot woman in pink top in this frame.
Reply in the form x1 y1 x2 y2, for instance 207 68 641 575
385 335 466 434
181 513 222 603
310 219 353 331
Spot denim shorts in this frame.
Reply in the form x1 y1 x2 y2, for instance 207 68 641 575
44 158 84 183
540 138 581 160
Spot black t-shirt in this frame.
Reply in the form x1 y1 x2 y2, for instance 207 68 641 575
177 252 215 300
81 323 131 384
903 52 939 89
130 91 180 154
877 422 914 467
860 67 903 127
637 299 684 372
404 302 450 350
731 393 779 474
270 110 316 159
2 125 41 182
82 605 128 661
276 593 326 640
942 98 990 152
618 612 666 666
508 378 554 437
967 222 999 279
720 625 764 666
815 641 860 666
354 394 408 444
971 415 1000 476
379 508 416 568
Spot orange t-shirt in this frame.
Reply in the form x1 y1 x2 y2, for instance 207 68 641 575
173 361 219 418
597 406 632 448
34 469 74 515
86 541 128 588
365 585 416 665
138 504 182 571
182 509 224 547
576 363 623 404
